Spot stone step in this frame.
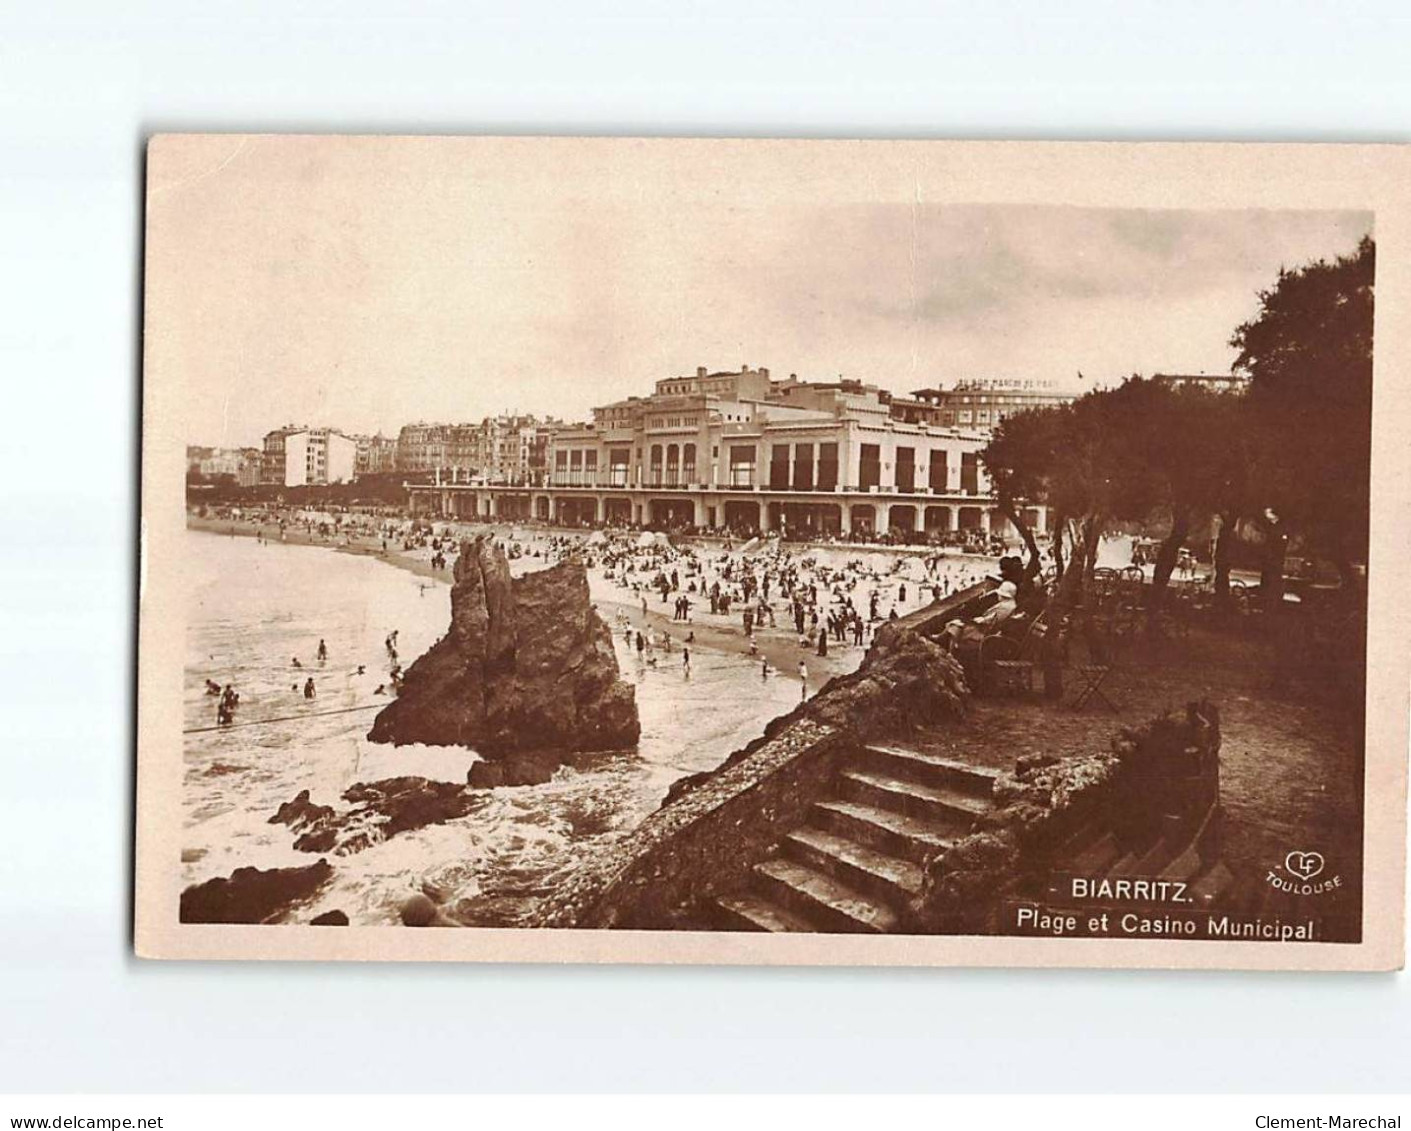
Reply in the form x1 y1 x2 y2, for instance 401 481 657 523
1106 850 1143 878
751 858 899 934
1054 821 1108 866
1068 831 1123 874
713 893 816 933
1107 834 1165 879
1159 843 1204 884
1133 835 1180 878
855 744 1000 798
812 799 956 864
783 826 923 904
838 769 990 832
1187 861 1235 908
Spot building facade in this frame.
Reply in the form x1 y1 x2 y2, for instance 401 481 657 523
901 378 1076 430
187 445 262 484
406 366 1048 539
261 426 357 486
1152 372 1252 394
395 415 560 483
352 433 399 476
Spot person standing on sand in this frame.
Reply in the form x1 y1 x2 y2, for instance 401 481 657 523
797 659 808 700
683 646 691 678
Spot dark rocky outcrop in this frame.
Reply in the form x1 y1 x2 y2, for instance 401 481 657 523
466 749 560 788
309 909 349 926
268 789 335 834
179 860 334 924
270 777 487 856
664 621 967 806
367 535 639 784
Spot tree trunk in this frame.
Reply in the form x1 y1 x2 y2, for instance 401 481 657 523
1212 512 1236 613
1050 511 1067 579
1051 513 1097 618
1000 499 1042 581
1259 522 1287 614
1147 511 1190 630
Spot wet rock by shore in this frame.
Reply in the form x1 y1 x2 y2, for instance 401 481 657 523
179 860 334 924
269 778 488 855
367 534 640 784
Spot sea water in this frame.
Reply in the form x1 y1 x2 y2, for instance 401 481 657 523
181 529 801 925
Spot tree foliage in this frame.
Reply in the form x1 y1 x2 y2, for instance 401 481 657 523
1230 234 1374 570
979 235 1373 621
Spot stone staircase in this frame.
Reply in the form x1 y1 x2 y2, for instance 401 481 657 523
711 742 1001 933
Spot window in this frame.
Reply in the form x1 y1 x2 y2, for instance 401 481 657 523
792 442 814 490
817 442 839 490
895 446 916 493
859 444 881 490
769 444 791 490
683 442 697 483
608 446 630 479
961 451 979 494
729 445 756 487
929 449 948 493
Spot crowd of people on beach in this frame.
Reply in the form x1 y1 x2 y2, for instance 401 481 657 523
453 524 1008 694
192 501 1019 715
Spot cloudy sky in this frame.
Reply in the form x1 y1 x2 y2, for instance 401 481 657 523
147 138 1370 447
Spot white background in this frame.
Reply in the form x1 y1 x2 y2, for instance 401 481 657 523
1 0 1409 1094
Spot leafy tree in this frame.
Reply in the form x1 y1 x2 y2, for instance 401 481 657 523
982 381 1159 612
981 407 1062 575
1231 234 1374 590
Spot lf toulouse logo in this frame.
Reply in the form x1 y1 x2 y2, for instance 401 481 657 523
1268 849 1341 896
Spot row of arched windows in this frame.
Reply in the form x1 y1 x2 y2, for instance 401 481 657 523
647 442 697 485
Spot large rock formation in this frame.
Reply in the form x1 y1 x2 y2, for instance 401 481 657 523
367 536 639 783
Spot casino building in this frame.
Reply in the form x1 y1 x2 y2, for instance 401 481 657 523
406 366 1052 539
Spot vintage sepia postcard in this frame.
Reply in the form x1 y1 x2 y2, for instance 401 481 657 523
137 135 1409 969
